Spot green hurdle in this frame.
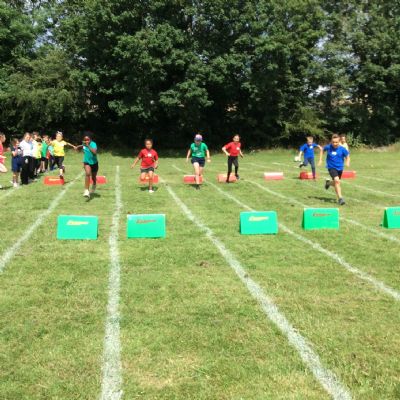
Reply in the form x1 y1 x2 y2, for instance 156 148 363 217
127 214 166 238
382 207 400 229
302 208 339 230
240 211 278 235
57 215 98 240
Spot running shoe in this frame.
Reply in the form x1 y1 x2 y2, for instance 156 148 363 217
325 179 331 190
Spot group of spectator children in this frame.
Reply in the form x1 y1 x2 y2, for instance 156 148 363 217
0 131 75 188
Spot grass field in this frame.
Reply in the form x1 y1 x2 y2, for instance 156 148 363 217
1 148 400 400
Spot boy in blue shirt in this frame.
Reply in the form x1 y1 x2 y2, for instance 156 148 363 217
297 135 322 179
318 134 350 205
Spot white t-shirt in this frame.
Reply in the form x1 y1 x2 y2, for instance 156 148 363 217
20 140 34 157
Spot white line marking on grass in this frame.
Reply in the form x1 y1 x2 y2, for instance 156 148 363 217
100 166 123 400
246 178 400 245
269 161 400 198
203 176 400 302
164 172 352 400
341 181 400 198
0 173 83 273
252 162 382 209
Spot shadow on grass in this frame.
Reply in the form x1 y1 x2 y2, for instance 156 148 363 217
86 193 101 202
308 195 337 204
139 186 160 192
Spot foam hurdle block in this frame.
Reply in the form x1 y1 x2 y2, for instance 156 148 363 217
299 171 318 180
44 176 64 186
382 207 400 229
139 174 159 184
127 214 166 238
184 175 203 184
240 211 278 235
264 172 284 181
341 170 356 179
57 215 98 240
91 176 107 184
217 174 237 183
302 208 339 230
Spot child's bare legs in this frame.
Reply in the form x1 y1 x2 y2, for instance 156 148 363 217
329 177 342 200
84 164 91 190
199 166 204 179
193 162 201 185
91 170 97 186
13 172 20 185
148 171 154 191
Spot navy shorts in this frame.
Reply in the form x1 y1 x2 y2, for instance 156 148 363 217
84 162 99 174
140 167 154 173
12 157 22 173
191 157 205 167
328 168 343 179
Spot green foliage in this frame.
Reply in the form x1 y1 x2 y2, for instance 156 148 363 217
0 48 86 134
0 0 399 146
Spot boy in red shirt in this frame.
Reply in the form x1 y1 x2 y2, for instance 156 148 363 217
222 134 243 182
131 139 159 193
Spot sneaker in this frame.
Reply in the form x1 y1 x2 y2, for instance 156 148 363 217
83 189 90 198
325 179 331 190
235 175 240 180
148 189 154 193
91 184 97 194
299 163 305 168
13 182 18 188
338 198 346 206
59 174 64 180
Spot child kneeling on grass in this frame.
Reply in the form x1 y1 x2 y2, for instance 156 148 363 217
319 133 350 206
131 139 159 193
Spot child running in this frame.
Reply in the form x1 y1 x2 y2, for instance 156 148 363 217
40 135 50 173
340 134 350 151
318 133 350 205
10 138 23 188
76 133 98 198
298 135 323 179
51 131 76 180
186 134 210 189
131 139 158 193
0 133 7 188
222 134 243 182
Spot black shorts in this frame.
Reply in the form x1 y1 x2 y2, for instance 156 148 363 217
191 157 205 167
84 162 99 173
140 167 155 173
54 156 64 169
328 168 343 179
41 156 47 162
